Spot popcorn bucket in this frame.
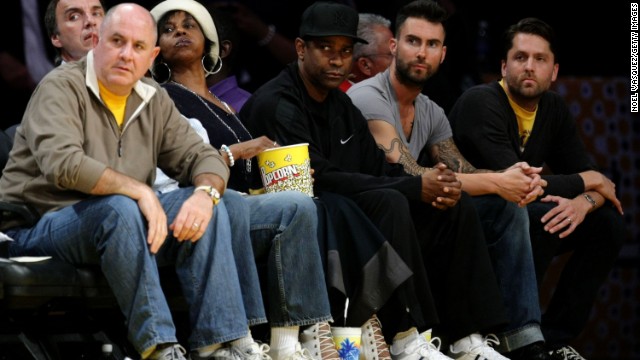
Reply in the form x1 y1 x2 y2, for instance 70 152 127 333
257 143 314 197
332 327 361 360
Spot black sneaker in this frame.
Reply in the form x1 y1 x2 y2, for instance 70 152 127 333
548 346 586 360
505 342 551 360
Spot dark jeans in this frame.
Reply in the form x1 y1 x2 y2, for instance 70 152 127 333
472 195 543 352
351 189 507 345
527 202 625 346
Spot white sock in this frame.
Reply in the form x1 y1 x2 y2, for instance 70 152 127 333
391 327 418 353
450 333 483 353
197 343 223 358
230 331 255 349
270 326 300 356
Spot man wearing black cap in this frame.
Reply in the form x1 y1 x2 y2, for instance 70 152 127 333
241 2 511 360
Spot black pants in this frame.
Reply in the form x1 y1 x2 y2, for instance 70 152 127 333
314 192 413 327
351 189 506 344
527 202 625 346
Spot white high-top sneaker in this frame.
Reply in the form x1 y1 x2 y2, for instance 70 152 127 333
360 315 391 360
210 341 271 360
389 329 453 360
447 333 509 360
300 323 340 360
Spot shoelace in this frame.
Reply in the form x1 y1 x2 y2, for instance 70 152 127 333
363 316 391 360
414 337 451 360
469 334 502 355
552 346 585 360
248 343 272 360
159 344 187 360
482 334 500 347
318 323 340 360
284 346 315 360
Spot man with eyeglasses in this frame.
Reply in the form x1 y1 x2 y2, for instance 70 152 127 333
339 13 393 92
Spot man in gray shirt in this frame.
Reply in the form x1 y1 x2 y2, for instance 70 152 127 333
348 1 550 359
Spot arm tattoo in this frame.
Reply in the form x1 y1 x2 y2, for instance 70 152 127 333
378 138 429 176
431 138 478 173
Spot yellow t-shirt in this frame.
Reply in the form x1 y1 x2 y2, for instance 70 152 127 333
500 79 536 152
98 81 127 128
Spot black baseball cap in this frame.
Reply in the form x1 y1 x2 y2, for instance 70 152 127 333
299 2 368 44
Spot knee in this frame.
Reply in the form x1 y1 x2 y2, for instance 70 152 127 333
286 191 317 215
221 189 249 217
365 188 410 211
587 206 626 248
452 192 479 217
271 190 317 226
91 195 146 251
508 203 530 228
475 195 529 227
99 195 144 225
527 201 555 221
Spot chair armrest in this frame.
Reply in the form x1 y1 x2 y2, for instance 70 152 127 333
0 241 8 258
0 201 40 227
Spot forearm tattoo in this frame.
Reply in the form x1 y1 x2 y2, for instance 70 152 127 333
378 138 428 176
431 138 477 173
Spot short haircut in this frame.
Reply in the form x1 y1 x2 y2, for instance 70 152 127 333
44 0 106 65
394 0 448 37
44 0 62 39
501 17 558 63
353 13 392 60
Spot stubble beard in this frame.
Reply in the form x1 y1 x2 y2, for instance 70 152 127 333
508 77 545 101
395 58 431 88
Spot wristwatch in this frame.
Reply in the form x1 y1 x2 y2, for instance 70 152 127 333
194 185 221 206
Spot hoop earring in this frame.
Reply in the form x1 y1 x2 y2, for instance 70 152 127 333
203 56 223 77
150 61 171 84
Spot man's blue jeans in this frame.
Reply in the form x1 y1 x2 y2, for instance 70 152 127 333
472 195 543 352
224 190 332 327
6 187 252 354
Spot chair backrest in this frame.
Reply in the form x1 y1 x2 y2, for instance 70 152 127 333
0 126 15 256
0 127 14 175
0 124 39 227
4 124 18 144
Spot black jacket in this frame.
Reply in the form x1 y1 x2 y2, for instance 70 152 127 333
448 81 596 198
240 62 422 199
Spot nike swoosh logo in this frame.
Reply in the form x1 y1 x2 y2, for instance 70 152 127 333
340 135 354 144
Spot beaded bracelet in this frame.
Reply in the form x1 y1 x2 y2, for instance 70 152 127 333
220 144 235 167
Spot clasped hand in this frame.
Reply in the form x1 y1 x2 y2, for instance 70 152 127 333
421 163 462 210
502 162 547 207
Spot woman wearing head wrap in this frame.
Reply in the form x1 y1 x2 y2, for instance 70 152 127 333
149 2 430 360
149 1 335 359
